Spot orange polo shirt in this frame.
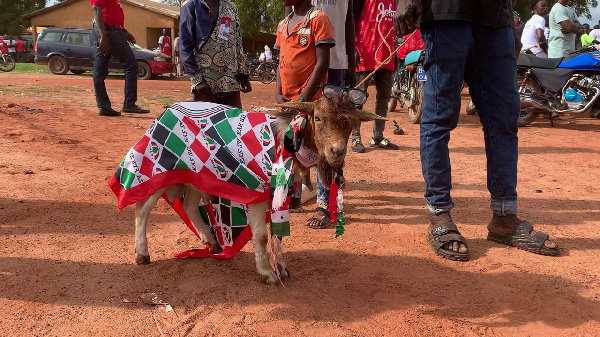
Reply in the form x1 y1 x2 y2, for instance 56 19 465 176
274 8 335 101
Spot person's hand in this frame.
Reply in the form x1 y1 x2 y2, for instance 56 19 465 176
193 80 211 96
394 0 422 36
125 30 136 44
346 67 356 88
240 77 252 93
514 35 523 59
276 94 291 104
98 35 110 55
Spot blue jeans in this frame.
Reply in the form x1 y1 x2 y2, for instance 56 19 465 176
420 22 519 216
92 23 138 109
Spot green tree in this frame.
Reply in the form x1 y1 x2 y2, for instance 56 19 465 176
232 0 285 36
0 0 46 36
163 0 285 36
515 0 598 22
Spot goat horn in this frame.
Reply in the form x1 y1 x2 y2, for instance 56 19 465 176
276 102 315 114
355 109 387 122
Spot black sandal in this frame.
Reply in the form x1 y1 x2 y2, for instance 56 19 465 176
305 207 333 229
427 222 469 261
487 220 559 256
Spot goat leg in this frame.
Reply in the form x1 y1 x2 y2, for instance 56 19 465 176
248 201 287 285
134 188 165 265
181 185 222 254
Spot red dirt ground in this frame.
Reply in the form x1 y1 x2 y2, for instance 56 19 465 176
0 72 599 336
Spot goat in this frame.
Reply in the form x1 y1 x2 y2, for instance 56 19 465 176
112 95 385 285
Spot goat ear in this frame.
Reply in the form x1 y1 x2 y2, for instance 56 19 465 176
356 109 387 122
275 102 315 115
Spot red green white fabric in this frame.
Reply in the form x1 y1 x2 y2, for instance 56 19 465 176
109 102 279 258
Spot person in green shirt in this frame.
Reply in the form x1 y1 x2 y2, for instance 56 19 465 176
580 23 599 47
548 0 581 58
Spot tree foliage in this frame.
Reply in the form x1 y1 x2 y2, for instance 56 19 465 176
515 0 598 23
0 0 46 36
162 0 285 36
232 0 285 36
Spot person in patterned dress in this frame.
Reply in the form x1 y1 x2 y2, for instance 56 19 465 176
179 0 252 108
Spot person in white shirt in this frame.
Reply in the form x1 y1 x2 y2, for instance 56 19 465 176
589 27 600 41
264 45 272 63
521 0 549 57
7 37 16 61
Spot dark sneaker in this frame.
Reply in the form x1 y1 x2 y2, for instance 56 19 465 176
351 138 365 153
122 105 150 114
369 138 399 150
98 107 121 117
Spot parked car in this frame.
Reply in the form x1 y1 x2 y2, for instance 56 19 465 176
35 28 173 79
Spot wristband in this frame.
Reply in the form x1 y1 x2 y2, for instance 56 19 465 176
297 97 306 102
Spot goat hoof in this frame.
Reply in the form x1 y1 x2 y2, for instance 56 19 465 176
260 272 280 285
278 264 290 281
135 254 150 265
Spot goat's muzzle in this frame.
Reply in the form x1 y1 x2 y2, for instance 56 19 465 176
330 147 345 160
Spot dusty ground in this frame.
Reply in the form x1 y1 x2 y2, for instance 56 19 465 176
0 72 599 337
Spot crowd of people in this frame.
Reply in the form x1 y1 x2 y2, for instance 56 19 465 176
0 36 29 63
518 0 600 58
89 0 561 260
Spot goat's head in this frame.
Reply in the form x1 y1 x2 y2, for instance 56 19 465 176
276 95 385 185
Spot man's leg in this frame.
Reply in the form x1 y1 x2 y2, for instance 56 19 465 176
108 28 139 109
370 68 398 149
92 24 112 110
222 91 242 109
421 21 472 259
307 68 346 228
350 71 368 153
465 26 557 254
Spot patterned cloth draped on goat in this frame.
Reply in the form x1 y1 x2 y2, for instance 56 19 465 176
109 102 282 258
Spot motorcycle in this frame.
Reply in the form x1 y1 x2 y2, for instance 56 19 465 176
245 54 277 84
245 55 261 81
517 46 600 126
388 49 426 124
256 54 278 84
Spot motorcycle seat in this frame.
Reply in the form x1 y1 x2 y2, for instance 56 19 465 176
517 54 563 69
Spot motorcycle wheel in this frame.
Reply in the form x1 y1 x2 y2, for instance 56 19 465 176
388 70 403 112
258 63 276 84
0 54 16 72
408 77 424 124
518 79 542 127
249 64 260 81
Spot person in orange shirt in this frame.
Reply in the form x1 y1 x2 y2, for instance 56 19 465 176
274 0 335 103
